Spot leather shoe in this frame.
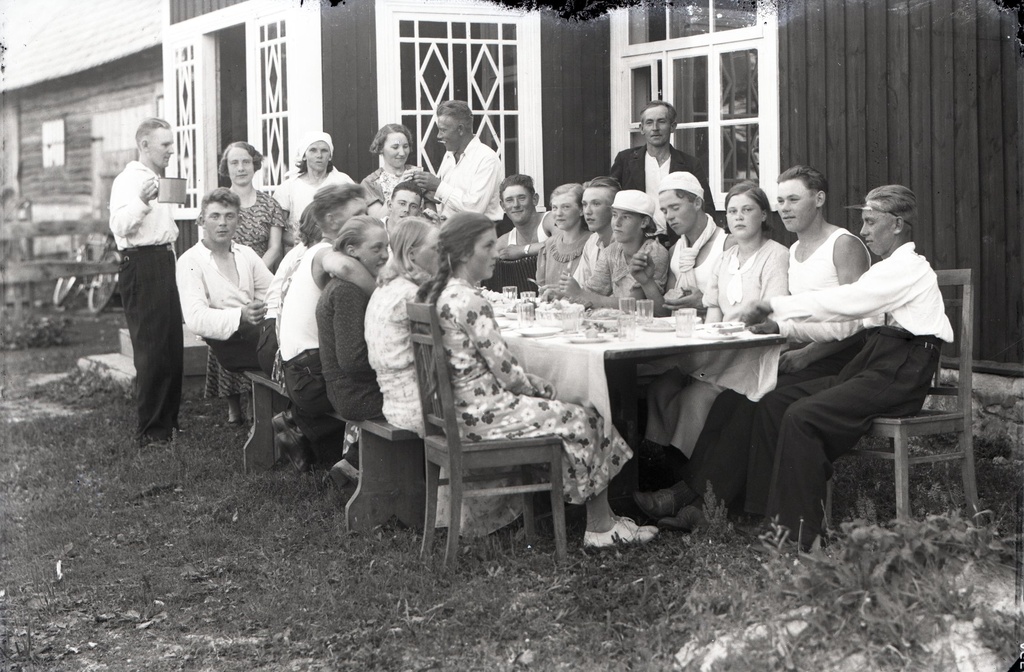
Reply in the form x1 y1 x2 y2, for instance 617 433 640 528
274 425 312 473
633 489 677 519
272 410 295 434
657 505 707 532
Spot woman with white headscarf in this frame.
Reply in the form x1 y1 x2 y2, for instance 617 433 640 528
273 132 354 250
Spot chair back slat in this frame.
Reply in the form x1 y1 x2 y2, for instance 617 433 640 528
408 301 465 473
934 269 972 413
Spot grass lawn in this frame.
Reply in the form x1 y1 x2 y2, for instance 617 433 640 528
0 312 1019 671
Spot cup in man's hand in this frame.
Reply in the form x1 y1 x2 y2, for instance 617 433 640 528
157 177 188 204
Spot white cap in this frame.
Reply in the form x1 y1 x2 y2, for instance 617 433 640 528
612 190 656 218
658 172 704 200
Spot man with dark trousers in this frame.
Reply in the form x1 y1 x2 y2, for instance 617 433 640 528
109 118 184 447
735 185 953 550
609 100 716 246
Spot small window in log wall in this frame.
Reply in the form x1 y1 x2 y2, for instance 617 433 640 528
42 120 66 168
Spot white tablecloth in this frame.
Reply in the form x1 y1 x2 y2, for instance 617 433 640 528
502 320 783 434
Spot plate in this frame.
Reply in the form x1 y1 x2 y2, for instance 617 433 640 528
517 326 562 338
704 321 746 334
567 335 612 344
641 322 675 333
696 330 738 340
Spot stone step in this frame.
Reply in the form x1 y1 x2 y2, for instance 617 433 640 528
119 326 208 376
78 352 206 392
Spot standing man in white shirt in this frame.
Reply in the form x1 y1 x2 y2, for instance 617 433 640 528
609 101 716 247
736 185 954 550
108 118 183 447
410 100 505 222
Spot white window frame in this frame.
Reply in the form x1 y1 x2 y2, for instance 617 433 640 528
163 0 322 219
42 119 65 168
609 4 779 209
375 0 545 198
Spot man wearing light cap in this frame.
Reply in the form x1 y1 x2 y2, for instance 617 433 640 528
560 189 668 308
610 100 716 243
735 184 954 550
273 131 354 250
657 171 729 315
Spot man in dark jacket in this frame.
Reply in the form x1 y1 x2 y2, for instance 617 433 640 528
609 100 716 247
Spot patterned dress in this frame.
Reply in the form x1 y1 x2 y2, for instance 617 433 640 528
436 278 632 504
205 191 285 401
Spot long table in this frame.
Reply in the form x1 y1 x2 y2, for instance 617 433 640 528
502 319 786 498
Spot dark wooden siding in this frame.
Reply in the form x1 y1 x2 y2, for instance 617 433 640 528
320 0 379 186
778 0 1021 365
17 47 163 207
539 13 610 200
170 0 248 24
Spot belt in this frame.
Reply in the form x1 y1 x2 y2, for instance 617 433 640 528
121 244 173 254
877 326 943 351
284 348 321 367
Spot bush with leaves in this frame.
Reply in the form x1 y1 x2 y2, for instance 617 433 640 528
1 314 71 350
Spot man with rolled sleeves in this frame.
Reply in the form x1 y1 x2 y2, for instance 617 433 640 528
108 118 184 446
735 185 953 550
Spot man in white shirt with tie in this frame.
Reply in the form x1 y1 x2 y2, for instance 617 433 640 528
410 100 504 222
108 118 183 447
736 185 954 550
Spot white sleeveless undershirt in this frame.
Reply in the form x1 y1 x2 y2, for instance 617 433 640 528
278 241 331 361
788 228 863 295
507 217 550 245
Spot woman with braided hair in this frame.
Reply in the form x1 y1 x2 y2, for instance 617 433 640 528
416 213 658 549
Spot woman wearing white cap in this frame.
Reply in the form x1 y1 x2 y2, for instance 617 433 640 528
558 189 669 307
273 132 354 250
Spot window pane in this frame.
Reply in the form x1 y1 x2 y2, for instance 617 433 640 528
503 45 518 110
504 115 518 175
400 43 416 109
714 0 757 32
720 49 758 120
502 23 516 40
631 66 652 124
721 123 759 190
672 56 708 124
452 44 468 102
452 22 466 39
669 1 709 38
629 130 644 148
399 20 414 38
471 23 498 40
420 21 448 39
628 5 666 44
674 127 709 175
420 43 448 110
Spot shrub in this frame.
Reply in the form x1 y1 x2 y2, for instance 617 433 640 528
1 314 71 350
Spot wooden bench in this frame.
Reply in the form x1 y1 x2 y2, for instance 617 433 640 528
243 371 425 532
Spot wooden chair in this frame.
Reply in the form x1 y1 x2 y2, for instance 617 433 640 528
407 301 568 566
826 269 978 525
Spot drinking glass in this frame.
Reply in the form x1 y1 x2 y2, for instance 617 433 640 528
618 297 636 315
674 308 697 338
518 301 536 329
637 299 654 325
503 286 519 302
617 314 637 340
520 291 537 302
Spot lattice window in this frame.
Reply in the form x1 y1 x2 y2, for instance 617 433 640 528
174 44 199 209
397 19 519 176
257 20 289 190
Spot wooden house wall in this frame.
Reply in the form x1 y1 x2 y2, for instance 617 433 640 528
17 47 163 208
170 0 249 24
778 0 1021 365
539 14 611 200
321 1 380 186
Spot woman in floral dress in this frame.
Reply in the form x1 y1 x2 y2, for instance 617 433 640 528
416 212 659 548
202 142 287 425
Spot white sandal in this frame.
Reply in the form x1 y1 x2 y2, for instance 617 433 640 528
583 516 659 549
